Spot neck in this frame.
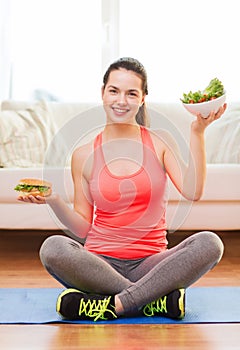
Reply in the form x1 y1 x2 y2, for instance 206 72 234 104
103 123 141 140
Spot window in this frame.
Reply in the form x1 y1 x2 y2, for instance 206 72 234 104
119 0 240 102
9 0 102 102
1 0 239 102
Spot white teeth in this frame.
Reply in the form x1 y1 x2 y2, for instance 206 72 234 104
114 108 127 113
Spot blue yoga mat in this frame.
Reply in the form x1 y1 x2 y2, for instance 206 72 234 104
0 287 239 324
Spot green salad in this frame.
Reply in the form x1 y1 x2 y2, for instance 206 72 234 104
181 78 225 104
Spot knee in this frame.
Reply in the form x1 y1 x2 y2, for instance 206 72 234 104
199 231 224 263
39 235 69 267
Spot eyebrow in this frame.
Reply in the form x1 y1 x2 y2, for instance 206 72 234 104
107 85 118 90
108 85 140 93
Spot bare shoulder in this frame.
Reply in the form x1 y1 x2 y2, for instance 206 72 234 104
72 141 93 163
149 128 175 150
71 140 94 180
150 130 184 168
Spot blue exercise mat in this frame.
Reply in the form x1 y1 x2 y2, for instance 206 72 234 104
0 287 239 324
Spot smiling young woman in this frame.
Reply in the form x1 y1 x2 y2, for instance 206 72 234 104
17 57 226 322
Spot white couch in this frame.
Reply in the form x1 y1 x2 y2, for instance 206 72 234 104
0 99 239 232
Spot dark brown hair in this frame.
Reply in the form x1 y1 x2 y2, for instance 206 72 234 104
103 57 149 127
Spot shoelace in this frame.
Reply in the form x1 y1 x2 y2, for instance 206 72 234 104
142 295 167 317
78 296 117 321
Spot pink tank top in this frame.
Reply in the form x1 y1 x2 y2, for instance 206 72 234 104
85 126 168 259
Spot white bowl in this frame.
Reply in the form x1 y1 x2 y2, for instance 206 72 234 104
182 93 226 118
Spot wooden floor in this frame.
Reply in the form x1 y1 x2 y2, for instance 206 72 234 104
0 229 240 349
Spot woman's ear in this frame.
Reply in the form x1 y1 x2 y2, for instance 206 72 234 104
140 95 146 106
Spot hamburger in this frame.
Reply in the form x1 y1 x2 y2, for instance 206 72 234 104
14 178 52 197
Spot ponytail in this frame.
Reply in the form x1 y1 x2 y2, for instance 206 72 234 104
136 103 150 127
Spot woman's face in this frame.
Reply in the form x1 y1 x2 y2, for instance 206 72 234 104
102 68 145 125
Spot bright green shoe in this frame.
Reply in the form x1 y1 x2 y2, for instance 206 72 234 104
56 288 117 322
142 289 185 320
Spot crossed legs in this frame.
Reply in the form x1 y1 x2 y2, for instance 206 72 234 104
39 231 224 316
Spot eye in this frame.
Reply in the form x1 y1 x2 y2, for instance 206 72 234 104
109 88 117 94
128 91 138 97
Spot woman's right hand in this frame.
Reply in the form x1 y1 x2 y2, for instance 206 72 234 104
17 192 59 205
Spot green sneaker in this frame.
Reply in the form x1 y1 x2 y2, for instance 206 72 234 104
56 288 117 322
142 289 185 320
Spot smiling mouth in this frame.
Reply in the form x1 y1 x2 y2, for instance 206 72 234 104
112 107 130 114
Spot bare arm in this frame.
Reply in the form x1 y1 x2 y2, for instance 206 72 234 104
17 144 94 239
163 104 227 200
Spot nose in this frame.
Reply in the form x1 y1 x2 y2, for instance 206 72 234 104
117 92 127 105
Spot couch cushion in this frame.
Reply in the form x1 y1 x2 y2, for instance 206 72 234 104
168 163 240 201
1 100 35 111
1 100 101 130
0 101 57 167
205 102 240 163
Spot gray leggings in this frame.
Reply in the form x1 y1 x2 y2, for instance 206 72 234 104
39 231 224 315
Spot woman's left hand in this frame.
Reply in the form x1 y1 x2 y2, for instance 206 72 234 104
191 103 227 134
